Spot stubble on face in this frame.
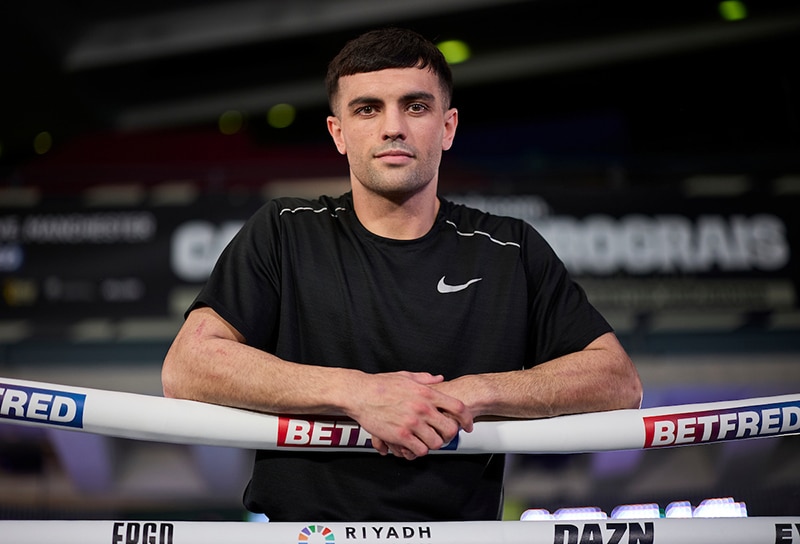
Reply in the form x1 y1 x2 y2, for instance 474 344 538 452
355 139 442 203
329 68 455 204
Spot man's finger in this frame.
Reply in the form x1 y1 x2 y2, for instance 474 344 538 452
371 435 389 456
432 393 474 433
398 371 444 385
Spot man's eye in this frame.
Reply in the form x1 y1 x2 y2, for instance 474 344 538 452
408 103 428 113
356 105 375 115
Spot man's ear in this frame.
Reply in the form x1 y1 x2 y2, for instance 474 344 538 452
442 108 458 151
327 116 347 155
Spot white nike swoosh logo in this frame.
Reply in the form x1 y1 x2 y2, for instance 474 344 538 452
437 276 483 294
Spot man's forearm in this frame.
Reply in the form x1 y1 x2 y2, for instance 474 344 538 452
435 332 642 420
161 308 358 415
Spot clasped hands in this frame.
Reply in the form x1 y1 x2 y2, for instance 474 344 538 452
345 371 475 460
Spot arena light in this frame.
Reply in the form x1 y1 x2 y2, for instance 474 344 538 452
521 499 749 521
218 110 243 135
719 1 748 21
520 509 553 521
611 503 661 519
246 512 269 523
553 507 607 520
665 501 694 518
694 497 748 518
437 39 471 65
33 131 53 155
267 103 296 129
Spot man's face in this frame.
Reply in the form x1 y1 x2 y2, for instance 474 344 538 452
327 67 458 201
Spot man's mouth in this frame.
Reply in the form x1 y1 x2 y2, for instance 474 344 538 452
374 143 415 159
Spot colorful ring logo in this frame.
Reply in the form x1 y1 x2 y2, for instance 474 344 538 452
298 524 335 544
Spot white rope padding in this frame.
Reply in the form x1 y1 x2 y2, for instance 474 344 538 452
1 377 799 453
1 518 800 544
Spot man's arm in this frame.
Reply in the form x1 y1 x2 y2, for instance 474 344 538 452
161 306 473 459
432 332 642 420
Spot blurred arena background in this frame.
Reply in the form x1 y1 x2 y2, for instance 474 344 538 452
1 0 799 521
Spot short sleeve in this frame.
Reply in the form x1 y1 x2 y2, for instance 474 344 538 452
522 224 612 366
188 202 282 350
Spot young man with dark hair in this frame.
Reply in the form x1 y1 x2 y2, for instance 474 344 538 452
162 27 642 522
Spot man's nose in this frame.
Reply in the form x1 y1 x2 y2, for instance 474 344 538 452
382 110 407 141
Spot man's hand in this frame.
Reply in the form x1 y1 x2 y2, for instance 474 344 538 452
345 371 473 460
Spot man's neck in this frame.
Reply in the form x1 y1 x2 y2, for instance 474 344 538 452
351 184 440 240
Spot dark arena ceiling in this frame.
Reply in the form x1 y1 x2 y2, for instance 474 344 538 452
1 0 799 189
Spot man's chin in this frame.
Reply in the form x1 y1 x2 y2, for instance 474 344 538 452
370 184 430 205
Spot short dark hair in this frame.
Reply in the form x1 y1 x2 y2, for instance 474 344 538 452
325 27 454 114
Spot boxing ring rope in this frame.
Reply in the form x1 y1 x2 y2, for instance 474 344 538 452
2 517 800 544
2 376 800 453
1 376 800 543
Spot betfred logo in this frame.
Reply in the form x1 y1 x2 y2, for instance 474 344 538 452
0 383 86 428
277 417 459 450
643 400 800 448
278 417 373 448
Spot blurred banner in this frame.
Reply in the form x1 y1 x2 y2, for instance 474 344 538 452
451 191 797 322
0 191 797 329
0 197 260 322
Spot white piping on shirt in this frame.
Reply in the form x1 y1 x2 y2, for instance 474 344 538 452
444 220 521 248
278 208 521 248
279 206 347 217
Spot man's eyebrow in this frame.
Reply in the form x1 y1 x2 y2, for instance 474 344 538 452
346 91 438 110
401 91 437 103
347 95 383 109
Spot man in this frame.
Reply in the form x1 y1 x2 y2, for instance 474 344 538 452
162 28 642 522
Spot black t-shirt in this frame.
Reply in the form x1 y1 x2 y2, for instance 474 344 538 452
191 192 612 521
